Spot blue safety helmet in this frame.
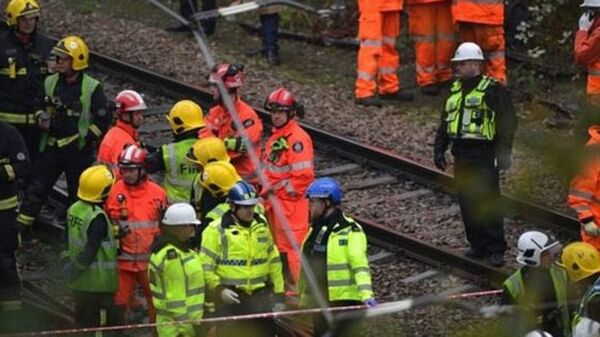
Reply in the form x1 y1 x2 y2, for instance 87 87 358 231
305 177 342 205
227 180 259 206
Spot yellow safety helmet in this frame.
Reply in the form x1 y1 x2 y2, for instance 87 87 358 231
559 241 600 282
51 36 89 71
77 165 115 203
186 137 230 167
166 100 205 135
198 161 240 198
5 0 39 27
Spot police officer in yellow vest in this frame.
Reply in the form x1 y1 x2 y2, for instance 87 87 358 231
299 177 376 337
146 100 204 204
17 35 109 230
149 203 204 337
200 180 283 337
433 42 517 267
502 231 570 337
559 242 600 337
62 165 119 331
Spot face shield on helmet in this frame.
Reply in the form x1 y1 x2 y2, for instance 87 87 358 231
516 231 560 267
5 0 39 28
264 88 305 126
118 145 148 185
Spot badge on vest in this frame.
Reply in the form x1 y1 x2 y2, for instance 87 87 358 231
167 249 178 259
293 142 303 153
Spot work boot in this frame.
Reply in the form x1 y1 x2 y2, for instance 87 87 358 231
355 96 383 107
266 50 281 66
380 89 415 102
488 252 505 267
420 84 440 96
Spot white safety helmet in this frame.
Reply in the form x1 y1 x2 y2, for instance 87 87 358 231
114 90 147 114
574 317 600 337
451 42 485 62
516 231 559 267
582 0 600 7
524 330 553 337
162 203 200 226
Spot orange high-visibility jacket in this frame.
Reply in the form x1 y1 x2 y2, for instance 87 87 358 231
569 125 600 249
200 97 263 180
406 0 445 4
359 0 403 13
575 18 600 96
97 120 140 172
105 178 167 271
451 0 504 25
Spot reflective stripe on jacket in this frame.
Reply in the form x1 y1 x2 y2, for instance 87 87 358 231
451 0 504 25
503 265 570 337
199 210 283 294
149 241 204 334
445 76 496 141
65 201 118 292
299 215 374 305
40 73 100 152
162 138 199 204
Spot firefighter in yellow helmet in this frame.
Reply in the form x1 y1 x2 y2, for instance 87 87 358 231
146 100 205 204
17 35 110 231
0 0 53 166
62 165 119 330
559 241 600 334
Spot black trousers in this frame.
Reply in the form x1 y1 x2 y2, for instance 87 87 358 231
215 288 275 337
0 208 20 305
260 13 279 53
20 144 93 222
73 291 119 336
313 300 364 337
454 154 506 254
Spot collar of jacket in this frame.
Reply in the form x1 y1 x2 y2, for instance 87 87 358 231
458 75 484 93
311 208 350 232
115 119 138 140
120 177 152 198
150 233 190 253
173 128 200 142
271 118 297 134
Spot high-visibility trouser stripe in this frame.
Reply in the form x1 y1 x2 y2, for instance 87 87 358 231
156 309 187 321
0 195 18 210
89 124 102 137
357 71 375 81
485 51 505 60
187 288 204 296
415 64 436 74
360 39 382 48
4 164 15 181
201 248 219 261
88 261 117 270
165 300 186 309
0 68 27 75
573 205 592 213
353 267 371 274
188 304 204 313
221 276 268 286
358 284 373 291
0 112 36 124
152 291 165 300
569 189 594 201
328 279 352 287
453 0 502 4
266 160 314 174
382 36 396 46
379 66 397 75
16 213 35 225
589 68 600 76
47 134 79 148
119 252 150 261
118 220 158 229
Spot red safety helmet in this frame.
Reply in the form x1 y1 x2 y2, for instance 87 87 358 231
114 90 147 117
264 87 304 118
208 63 244 89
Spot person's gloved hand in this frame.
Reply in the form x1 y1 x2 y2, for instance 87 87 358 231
582 221 600 237
434 150 447 170
364 298 378 308
580 12 594 31
224 137 246 153
497 152 512 171
220 288 241 304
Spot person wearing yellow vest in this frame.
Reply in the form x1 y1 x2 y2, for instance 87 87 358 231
149 203 204 337
433 42 517 267
200 180 283 337
502 231 570 337
299 177 376 337
16 35 109 230
0 121 28 318
559 242 600 337
146 100 204 204
61 165 119 331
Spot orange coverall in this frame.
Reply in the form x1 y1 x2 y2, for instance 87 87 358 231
97 120 140 173
105 178 167 323
355 0 404 99
407 0 456 87
575 17 600 105
262 119 314 284
569 125 600 250
200 97 263 183
451 0 506 84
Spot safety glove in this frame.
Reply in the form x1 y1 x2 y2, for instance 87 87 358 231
433 150 447 170
35 110 51 131
580 12 594 31
582 221 600 237
364 298 378 308
224 137 246 153
269 137 289 162
220 288 241 304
